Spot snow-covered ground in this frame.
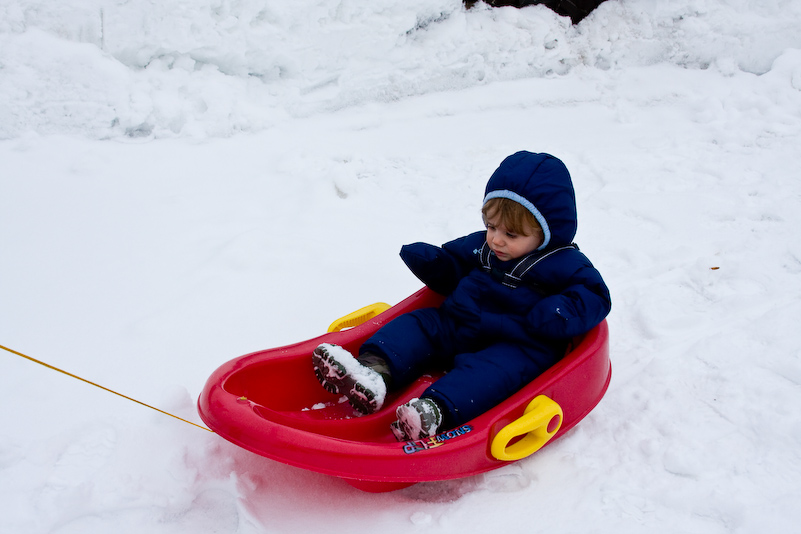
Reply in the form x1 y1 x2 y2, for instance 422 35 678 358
2 0 801 532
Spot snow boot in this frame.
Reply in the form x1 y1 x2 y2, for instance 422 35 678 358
312 344 387 414
389 420 407 441
394 397 443 441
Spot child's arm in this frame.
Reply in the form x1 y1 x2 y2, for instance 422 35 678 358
400 232 484 295
522 259 611 339
477 254 611 341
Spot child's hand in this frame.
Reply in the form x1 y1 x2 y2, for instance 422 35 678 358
400 242 463 295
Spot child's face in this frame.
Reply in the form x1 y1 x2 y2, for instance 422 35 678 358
485 216 543 261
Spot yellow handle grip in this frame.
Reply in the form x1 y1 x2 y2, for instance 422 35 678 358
490 395 563 461
327 302 392 333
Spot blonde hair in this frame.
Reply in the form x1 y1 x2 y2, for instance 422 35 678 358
482 197 543 238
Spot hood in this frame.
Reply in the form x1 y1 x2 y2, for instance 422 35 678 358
483 151 577 251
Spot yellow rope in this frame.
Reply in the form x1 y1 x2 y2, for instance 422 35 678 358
0 343 214 433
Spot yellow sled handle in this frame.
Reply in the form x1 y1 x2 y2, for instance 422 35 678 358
327 302 392 333
491 395 563 461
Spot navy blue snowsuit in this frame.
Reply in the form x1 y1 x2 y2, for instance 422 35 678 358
361 152 611 428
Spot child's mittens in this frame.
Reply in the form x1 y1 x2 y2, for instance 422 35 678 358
400 242 461 295
526 281 611 339
526 294 579 339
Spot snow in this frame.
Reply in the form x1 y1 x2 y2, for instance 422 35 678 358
1 0 800 532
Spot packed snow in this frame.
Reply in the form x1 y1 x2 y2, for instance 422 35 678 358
2 0 801 532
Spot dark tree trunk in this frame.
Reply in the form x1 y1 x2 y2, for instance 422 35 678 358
464 0 607 24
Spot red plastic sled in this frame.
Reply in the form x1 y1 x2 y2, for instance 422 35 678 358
197 288 610 492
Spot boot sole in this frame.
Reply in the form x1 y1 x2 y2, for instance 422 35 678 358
312 344 382 414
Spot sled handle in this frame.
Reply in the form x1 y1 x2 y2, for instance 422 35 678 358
327 302 392 333
490 395 563 461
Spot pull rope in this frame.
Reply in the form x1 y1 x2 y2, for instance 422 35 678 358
0 343 213 433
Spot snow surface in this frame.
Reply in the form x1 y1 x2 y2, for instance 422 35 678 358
2 0 801 532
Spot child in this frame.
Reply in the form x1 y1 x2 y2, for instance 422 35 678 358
313 151 611 441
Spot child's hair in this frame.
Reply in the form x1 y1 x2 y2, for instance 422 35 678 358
482 197 543 238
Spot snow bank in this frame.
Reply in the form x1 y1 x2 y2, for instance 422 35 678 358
2 0 800 139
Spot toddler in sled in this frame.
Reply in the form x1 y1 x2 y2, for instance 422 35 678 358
313 151 611 441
